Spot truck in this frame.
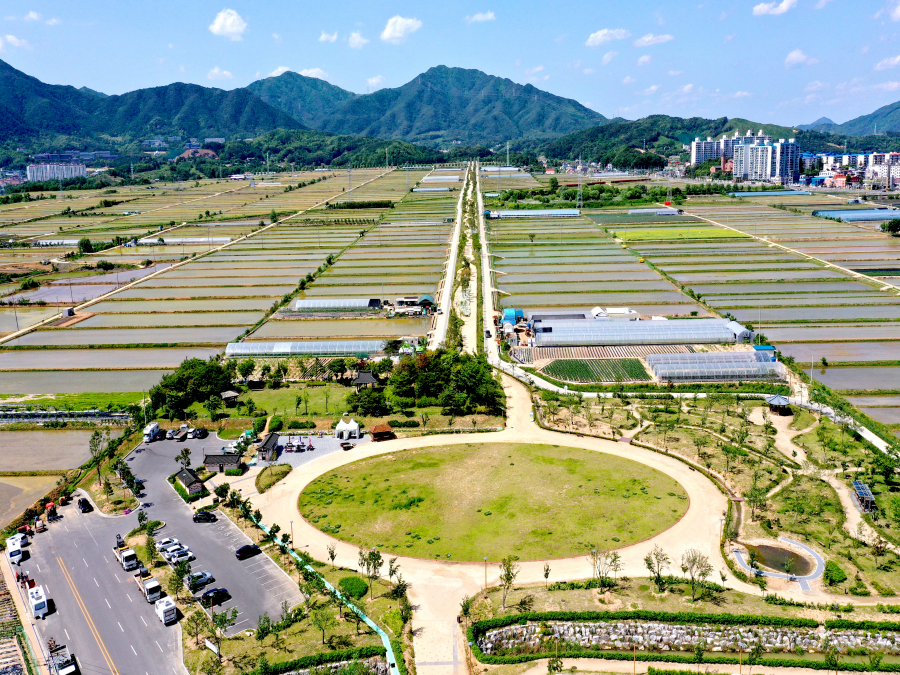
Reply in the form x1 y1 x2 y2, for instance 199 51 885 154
175 428 189 442
154 597 177 624
48 640 78 675
133 566 162 603
143 422 160 443
112 534 139 571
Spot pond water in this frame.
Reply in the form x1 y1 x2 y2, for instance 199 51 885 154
671 270 844 283
777 342 900 363
89 298 274 313
76 311 264 328
768 324 900 342
732 306 900 322
139 276 303 287
499 271 658 284
745 544 813 576
810 366 900 390
0 370 172 394
501 291 691 306
709 294 895 307
690 282 876 295
0 430 124 471
4 326 242 347
113 286 294 299
0 348 219 370
0 307 60 333
302 284 436 297
499 280 674 294
859 407 900 424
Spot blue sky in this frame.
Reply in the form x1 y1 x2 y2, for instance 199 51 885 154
4 0 900 127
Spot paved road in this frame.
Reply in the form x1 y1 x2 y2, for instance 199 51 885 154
15 435 302 674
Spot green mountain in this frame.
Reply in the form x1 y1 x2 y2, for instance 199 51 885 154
248 66 608 146
246 71 356 129
0 58 302 141
798 101 900 136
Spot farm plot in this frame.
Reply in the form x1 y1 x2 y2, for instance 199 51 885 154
540 358 651 383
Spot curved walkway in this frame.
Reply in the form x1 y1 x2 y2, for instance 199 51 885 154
253 374 754 675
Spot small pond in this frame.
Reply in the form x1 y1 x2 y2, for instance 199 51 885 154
745 544 813 576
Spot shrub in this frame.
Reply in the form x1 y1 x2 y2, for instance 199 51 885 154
224 466 246 476
388 419 420 428
253 417 267 434
338 576 368 599
288 420 316 429
268 416 283 432
416 396 439 407
824 560 847 586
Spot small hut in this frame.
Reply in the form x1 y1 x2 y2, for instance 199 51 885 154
765 394 791 416
352 371 377 391
372 423 394 441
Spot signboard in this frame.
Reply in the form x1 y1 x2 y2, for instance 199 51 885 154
204 639 219 655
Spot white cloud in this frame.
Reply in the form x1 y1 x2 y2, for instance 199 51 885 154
349 31 368 49
4 35 29 48
785 49 818 67
622 76 636 84
876 81 900 91
875 55 900 71
299 68 328 79
637 55 651 66
678 83 694 94
889 2 900 20
753 0 796 15
466 11 495 23
179 65 185 73
209 9 247 41
272 33 280 41
367 75 385 89
734 90 752 97
45 17 59 25
634 33 674 47
583 68 594 75
805 80 827 91
319 30 337 43
668 70 682 75
207 66 233 80
640 84 659 95
585 28 629 46
601 51 617 65
525 65 544 75
380 15 422 44
723 34 735 43
269 66 291 77
23 11 40 21
815 0 833 7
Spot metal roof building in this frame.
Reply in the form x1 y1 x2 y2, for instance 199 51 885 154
412 187 451 192
644 351 771 365
422 176 461 183
728 190 811 196
648 359 783 382
292 298 380 311
531 318 751 347
225 340 385 357
810 209 898 222
492 209 580 219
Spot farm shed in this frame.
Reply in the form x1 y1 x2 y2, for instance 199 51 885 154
628 208 683 216
225 340 386 358
372 423 394 441
531 318 750 347
646 352 783 382
810 209 898 222
293 298 380 311
220 390 239 407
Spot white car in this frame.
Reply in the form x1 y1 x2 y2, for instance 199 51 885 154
168 550 195 564
155 538 179 551
163 544 189 559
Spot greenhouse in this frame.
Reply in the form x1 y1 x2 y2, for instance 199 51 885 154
649 360 783 382
531 318 750 347
292 298 381 311
412 187 451 192
645 351 771 365
225 340 385 358
493 209 581 219
810 209 898 222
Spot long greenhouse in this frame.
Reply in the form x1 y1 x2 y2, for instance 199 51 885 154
810 209 899 222
530 318 751 347
292 298 381 311
646 352 784 382
225 340 386 358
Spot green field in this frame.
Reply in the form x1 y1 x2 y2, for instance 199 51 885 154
298 442 688 561
616 227 748 241
540 358 650 383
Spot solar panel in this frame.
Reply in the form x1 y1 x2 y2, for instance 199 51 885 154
853 481 875 500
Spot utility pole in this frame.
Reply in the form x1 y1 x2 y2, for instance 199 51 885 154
348 166 352 200
506 141 510 168
576 155 584 209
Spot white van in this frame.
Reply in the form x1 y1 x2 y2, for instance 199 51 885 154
7 533 27 548
7 541 22 565
143 422 160 443
29 585 48 619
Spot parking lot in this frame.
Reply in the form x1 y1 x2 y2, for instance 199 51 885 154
9 435 303 674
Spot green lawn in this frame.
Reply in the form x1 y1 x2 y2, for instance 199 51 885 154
298 442 688 562
256 463 293 494
0 391 145 409
616 227 748 241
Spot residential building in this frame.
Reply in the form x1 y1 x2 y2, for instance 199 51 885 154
732 138 799 183
204 137 225 144
689 129 772 165
26 164 87 182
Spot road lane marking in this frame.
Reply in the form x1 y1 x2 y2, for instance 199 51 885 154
105 599 111 608
131 645 137 655
83 558 88 567
64 629 69 640
155 641 162 652
141 616 147 627
118 621 124 632
93 578 99 587
57 557 120 675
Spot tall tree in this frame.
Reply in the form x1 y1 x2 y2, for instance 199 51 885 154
499 555 520 609
681 549 713 601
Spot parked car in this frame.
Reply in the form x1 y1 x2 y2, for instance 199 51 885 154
235 545 260 560
186 428 197 439
165 429 176 440
193 511 216 523
186 571 214 590
200 588 228 607
77 498 92 513
162 545 189 559
484 330 491 338
155 538 179 551
167 550 195 564
195 428 208 439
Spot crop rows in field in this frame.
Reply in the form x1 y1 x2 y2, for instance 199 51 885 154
540 358 650 383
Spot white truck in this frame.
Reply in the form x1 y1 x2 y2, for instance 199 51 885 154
143 422 160 443
48 642 78 675
154 597 177 624
112 534 139 571
28 585 48 619
133 567 162 603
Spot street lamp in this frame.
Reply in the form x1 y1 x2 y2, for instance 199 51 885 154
290 520 294 552
483 556 488 595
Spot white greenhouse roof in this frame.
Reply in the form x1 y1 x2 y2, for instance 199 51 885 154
293 298 377 311
650 361 783 382
225 340 385 357
494 209 580 219
532 318 748 347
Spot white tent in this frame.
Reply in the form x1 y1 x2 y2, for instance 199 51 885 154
335 418 360 440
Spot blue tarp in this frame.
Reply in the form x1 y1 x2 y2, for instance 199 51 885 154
811 209 898 222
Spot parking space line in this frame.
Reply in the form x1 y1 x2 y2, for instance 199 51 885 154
127 594 132 603
141 616 147 627
93 578 99 587
73 541 77 548
36 564 41 572
131 645 137 655
83 558 88 567
156 641 163 652
118 621 124 632
64 629 69 640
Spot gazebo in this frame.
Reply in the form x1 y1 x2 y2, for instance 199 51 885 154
765 394 792 416
335 418 360 440
352 371 377 391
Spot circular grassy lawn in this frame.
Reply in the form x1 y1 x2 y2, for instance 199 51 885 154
298 442 689 561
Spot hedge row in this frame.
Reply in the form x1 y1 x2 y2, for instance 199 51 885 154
826 619 900 631
391 639 408 675
255 646 386 675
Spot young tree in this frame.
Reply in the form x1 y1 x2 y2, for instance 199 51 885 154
137 510 148 530
213 482 230 500
872 535 889 569
681 549 713 601
145 536 159 568
499 555 520 609
211 607 238 654
89 429 105 487
459 595 472 625
102 478 113 501
644 544 670 592
311 607 337 644
176 447 191 470
237 358 256 381
388 557 399 583
327 544 337 569
365 549 384 598
543 562 551 588
204 395 223 421
609 552 623 582
199 654 224 675
185 610 210 646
